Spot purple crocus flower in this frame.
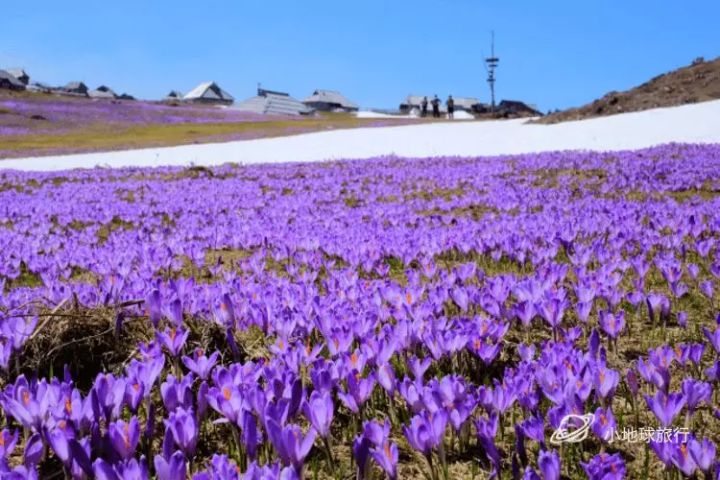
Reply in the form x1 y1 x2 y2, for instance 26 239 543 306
309 361 340 393
671 441 697 477
154 451 186 480
23 432 43 467
471 338 502 365
376 362 397 395
688 437 716 473
94 457 150 480
450 287 469 311
362 419 391 450
337 372 375 413
126 356 165 394
0 341 12 371
206 373 244 424
194 454 241 480
703 326 720 354
476 413 501 474
681 343 705 366
124 380 144 413
646 293 667 324
93 459 121 480
181 349 219 380
161 374 195 412
517 343 536 362
156 327 189 357
594 364 620 400
2 317 37 351
636 357 671 392
403 413 434 456
523 467 541 480
353 434 372 478
302 390 333 439
514 301 536 327
706 361 720 382
520 415 545 446
598 310 625 338
591 407 616 443
538 297 567 331
145 289 162 327
197 381 209 420
2 377 50 431
409 356 432 383
108 417 141 460
699 280 714 299
403 411 447 456
138 340 163 361
670 281 689 298
538 449 560 480
164 298 184 328
432 375 476 431
650 439 673 468
676 311 688 328
164 407 198 457
213 293 236 327
645 391 686 427
581 452 626 480
47 428 92 478
625 368 639 397
91 373 126 421
681 379 712 414
370 441 398 480
265 418 316 470
353 421 395 479
239 410 259 460
0 429 18 471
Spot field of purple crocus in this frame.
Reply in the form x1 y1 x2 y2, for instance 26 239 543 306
0 93 275 133
0 92 414 159
1 144 720 479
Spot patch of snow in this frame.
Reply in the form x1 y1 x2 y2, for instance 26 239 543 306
355 110 413 119
450 110 474 120
3 100 720 172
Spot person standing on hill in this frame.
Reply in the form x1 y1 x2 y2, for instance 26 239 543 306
447 95 455 119
431 95 440 118
421 96 428 117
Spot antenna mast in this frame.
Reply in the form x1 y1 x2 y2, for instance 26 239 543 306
485 31 499 112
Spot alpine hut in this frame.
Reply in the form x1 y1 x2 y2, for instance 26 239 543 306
234 88 313 116
164 90 184 101
88 85 118 99
59 81 89 96
6 68 29 86
302 89 358 112
0 70 26 91
183 82 234 105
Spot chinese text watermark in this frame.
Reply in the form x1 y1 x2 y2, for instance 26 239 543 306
550 414 690 445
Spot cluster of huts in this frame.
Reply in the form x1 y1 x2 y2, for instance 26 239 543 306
0 68 136 100
165 83 359 116
171 84 539 117
399 95 541 117
1 66 541 118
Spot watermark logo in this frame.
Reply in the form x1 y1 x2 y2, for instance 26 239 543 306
550 414 691 445
550 413 594 445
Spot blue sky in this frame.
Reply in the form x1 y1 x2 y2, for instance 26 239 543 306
2 0 718 111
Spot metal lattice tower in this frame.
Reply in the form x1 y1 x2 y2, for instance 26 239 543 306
485 31 500 111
